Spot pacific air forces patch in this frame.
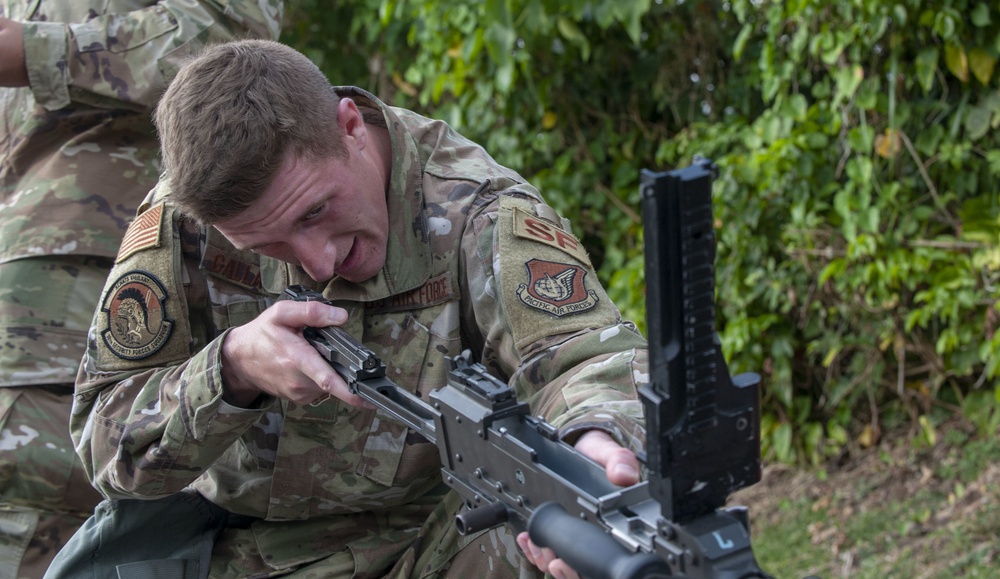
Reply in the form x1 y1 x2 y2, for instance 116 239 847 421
101 271 174 360
517 259 598 317
497 195 619 351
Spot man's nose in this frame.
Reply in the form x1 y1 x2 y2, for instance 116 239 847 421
295 241 336 282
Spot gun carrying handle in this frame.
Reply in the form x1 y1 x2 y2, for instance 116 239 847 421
527 502 672 579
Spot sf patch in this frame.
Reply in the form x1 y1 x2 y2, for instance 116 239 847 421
516 259 599 317
101 271 174 360
512 207 591 266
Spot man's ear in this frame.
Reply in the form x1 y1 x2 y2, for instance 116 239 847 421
337 97 367 150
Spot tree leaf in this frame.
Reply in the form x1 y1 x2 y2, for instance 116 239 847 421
542 111 558 130
965 103 992 141
733 23 753 61
915 47 939 93
971 2 992 27
875 128 902 159
969 47 996 85
945 43 969 83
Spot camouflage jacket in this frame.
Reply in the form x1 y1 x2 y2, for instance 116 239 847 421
0 0 284 264
0 0 283 386
74 87 649 571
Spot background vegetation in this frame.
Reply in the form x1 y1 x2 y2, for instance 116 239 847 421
282 0 1000 466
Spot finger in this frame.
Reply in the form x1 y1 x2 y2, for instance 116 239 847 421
519 532 582 579
522 534 565 573
574 430 640 486
548 559 581 579
317 368 373 409
268 298 348 329
516 533 538 567
296 346 374 409
516 532 552 572
270 300 372 407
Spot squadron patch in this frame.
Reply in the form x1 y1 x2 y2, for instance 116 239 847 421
101 271 174 360
516 259 599 317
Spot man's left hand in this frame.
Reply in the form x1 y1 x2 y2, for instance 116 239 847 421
515 429 640 579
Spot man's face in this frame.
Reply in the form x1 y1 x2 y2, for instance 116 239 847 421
216 149 390 284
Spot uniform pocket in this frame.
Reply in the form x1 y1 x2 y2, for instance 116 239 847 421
71 6 180 54
355 313 430 488
359 303 465 489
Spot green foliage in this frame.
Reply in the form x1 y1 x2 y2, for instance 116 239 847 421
707 0 1000 462
284 0 1000 464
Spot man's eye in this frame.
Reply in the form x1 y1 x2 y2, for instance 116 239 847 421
304 205 324 220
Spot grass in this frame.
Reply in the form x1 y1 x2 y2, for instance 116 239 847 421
731 419 1000 578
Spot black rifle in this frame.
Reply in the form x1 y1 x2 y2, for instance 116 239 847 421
282 157 768 579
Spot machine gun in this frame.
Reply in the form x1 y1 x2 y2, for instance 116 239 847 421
283 157 768 578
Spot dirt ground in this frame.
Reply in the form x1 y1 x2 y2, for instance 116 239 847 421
729 419 999 577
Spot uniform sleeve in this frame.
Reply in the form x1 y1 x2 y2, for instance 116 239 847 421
71 195 273 499
460 187 649 455
23 0 284 111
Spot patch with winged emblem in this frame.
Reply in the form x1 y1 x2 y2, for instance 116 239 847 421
101 271 174 360
516 259 599 317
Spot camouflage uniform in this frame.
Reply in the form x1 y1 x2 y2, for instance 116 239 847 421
0 2 284 576
68 87 649 578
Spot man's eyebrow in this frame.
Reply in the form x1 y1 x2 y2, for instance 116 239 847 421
227 238 265 253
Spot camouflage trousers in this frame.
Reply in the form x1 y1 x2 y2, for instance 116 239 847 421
208 489 544 578
46 488 544 579
0 256 114 578
0 386 104 579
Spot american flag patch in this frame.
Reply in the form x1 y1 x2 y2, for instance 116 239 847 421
116 203 164 263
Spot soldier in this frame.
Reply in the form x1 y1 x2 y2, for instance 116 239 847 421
0 3 284 577
52 40 648 579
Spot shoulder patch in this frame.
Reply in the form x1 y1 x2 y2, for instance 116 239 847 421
512 207 591 266
100 271 174 361
116 203 164 263
516 259 599 317
496 195 620 352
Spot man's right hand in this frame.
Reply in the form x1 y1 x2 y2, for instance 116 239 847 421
219 299 370 408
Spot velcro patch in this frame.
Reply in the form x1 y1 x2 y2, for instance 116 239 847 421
116 203 164 263
365 272 454 314
100 271 174 361
512 207 591 266
202 244 264 290
516 259 599 317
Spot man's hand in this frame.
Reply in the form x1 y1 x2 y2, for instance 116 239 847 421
0 18 28 87
516 429 641 579
220 299 370 408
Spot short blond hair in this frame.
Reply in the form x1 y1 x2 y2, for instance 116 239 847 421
154 40 346 223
